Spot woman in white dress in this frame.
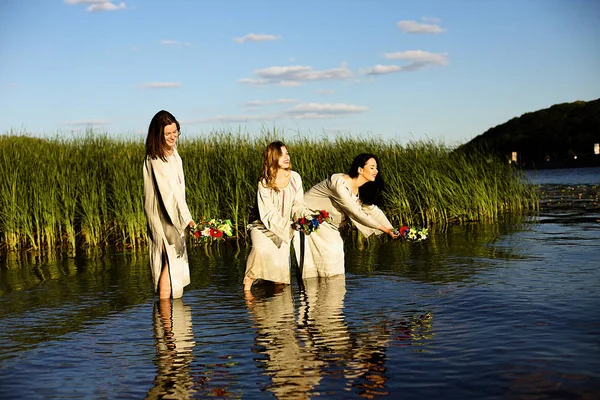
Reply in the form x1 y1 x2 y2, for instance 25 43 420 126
143 110 196 299
243 141 312 291
296 153 398 278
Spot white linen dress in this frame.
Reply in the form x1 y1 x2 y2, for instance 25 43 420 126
244 171 311 285
295 173 394 278
143 149 194 298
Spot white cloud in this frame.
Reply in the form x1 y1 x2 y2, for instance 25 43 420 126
9 83 18 88
191 114 277 124
397 19 445 34
194 102 368 124
131 46 140 52
361 63 433 75
277 80 302 87
383 50 448 65
240 63 353 86
360 65 403 75
239 78 269 86
361 50 448 75
245 99 300 107
65 1 127 12
136 82 181 89
233 33 278 44
160 40 179 46
62 119 110 126
315 89 334 95
286 102 368 119
88 2 125 12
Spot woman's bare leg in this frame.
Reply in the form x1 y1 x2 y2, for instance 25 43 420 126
243 275 254 291
158 246 171 299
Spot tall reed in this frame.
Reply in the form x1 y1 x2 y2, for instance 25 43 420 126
0 131 538 253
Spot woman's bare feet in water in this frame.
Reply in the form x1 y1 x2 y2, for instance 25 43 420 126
243 276 254 291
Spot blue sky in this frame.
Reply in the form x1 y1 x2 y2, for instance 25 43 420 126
1 0 599 145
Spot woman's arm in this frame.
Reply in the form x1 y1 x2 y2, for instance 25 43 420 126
290 172 314 220
327 176 383 231
150 157 194 230
256 182 293 242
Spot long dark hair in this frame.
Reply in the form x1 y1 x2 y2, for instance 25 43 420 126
145 110 180 161
348 153 385 206
258 141 290 192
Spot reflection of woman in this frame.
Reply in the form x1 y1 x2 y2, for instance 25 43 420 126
298 275 352 360
143 110 196 299
246 286 322 397
147 299 196 399
296 154 398 278
243 141 311 291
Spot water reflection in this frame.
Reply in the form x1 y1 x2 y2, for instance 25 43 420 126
344 220 533 284
246 284 322 398
147 299 196 399
246 276 435 398
299 275 392 398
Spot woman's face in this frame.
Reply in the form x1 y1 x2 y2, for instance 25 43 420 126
359 158 378 181
163 122 179 152
277 146 290 170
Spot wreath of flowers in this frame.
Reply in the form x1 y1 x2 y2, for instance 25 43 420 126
191 218 234 243
395 225 428 242
293 210 332 234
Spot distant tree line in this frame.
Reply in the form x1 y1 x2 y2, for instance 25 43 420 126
459 99 600 169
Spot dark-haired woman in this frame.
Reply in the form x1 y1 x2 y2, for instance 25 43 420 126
243 141 312 291
143 110 196 299
295 153 398 278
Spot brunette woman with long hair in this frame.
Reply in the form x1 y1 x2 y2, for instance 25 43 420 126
143 110 196 299
294 153 398 278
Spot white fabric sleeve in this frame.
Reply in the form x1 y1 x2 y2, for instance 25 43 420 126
256 182 292 242
150 157 192 232
352 204 394 237
328 175 382 230
290 172 314 220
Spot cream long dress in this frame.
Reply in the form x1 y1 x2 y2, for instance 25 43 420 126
143 149 194 299
244 171 311 286
295 173 394 278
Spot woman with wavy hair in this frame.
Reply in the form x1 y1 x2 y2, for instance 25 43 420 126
243 141 312 291
295 153 398 278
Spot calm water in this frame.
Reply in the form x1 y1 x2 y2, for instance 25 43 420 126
0 168 598 399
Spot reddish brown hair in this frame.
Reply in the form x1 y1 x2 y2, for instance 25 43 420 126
259 141 290 191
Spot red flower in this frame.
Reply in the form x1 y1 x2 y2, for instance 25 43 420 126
317 216 323 223
300 217 307 225
210 228 223 237
194 231 201 238
320 210 329 219
400 226 409 236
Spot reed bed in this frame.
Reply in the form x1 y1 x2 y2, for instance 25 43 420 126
0 131 538 253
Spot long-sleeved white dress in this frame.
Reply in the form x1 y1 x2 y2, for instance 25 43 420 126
244 171 311 285
143 149 194 298
295 173 394 278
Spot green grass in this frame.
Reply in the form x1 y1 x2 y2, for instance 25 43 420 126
0 130 538 253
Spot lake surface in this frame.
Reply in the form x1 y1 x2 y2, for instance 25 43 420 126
0 168 598 399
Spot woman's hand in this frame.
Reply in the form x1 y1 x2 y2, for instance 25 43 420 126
188 220 196 229
383 227 399 239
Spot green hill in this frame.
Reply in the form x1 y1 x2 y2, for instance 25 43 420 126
460 99 600 169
